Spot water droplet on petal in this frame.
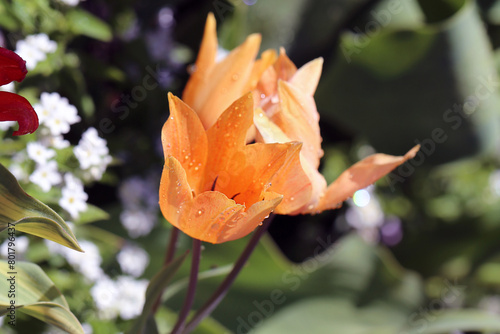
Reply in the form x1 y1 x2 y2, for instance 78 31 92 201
196 208 205 217
290 197 295 201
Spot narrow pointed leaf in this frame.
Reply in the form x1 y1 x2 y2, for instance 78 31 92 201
0 261 84 333
0 163 82 252
128 252 189 334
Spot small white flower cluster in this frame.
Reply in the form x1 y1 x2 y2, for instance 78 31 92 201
45 239 104 282
90 275 148 320
117 244 150 277
59 174 88 219
34 92 81 139
15 33 57 70
119 175 159 238
58 0 81 6
14 91 112 219
74 128 112 181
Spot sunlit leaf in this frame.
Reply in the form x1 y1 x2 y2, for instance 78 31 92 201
0 163 82 252
0 261 84 334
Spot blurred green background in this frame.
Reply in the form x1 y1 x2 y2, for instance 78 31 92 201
3 0 500 333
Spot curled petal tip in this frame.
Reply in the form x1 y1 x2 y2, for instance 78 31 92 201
0 92 39 136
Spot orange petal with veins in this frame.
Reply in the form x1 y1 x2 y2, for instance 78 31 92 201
182 13 217 109
218 191 283 243
159 157 194 228
179 191 245 243
315 145 421 212
272 80 323 169
162 93 208 193
184 32 261 129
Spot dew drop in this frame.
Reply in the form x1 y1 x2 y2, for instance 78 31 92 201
194 166 199 171
184 155 189 160
290 197 295 201
307 204 314 210
258 222 263 226
260 93 266 99
258 113 264 118
196 209 205 217
170 116 174 120
238 113 242 117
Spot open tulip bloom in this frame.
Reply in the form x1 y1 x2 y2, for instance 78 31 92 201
0 47 38 135
155 13 421 334
159 14 419 244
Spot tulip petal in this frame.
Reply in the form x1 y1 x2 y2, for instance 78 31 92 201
289 57 323 99
226 142 299 208
0 92 39 135
180 191 245 244
203 93 254 190
273 80 323 169
274 48 297 82
253 109 315 214
159 157 194 228
182 13 218 110
246 49 277 94
162 93 208 193
218 191 283 243
189 33 261 128
0 47 27 85
316 145 421 212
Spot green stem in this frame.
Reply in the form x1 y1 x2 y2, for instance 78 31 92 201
182 215 275 333
171 238 202 334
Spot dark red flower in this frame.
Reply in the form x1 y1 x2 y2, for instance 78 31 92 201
0 47 38 135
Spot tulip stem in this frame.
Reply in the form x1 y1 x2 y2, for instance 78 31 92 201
182 215 275 333
152 226 180 314
170 238 202 334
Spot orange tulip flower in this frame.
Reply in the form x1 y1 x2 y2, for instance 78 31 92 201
181 13 419 216
252 51 419 214
159 92 302 243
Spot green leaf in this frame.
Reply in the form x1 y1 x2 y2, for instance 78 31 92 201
0 261 84 333
316 0 500 164
254 298 500 334
75 204 110 225
404 309 500 334
0 163 82 252
253 298 407 334
67 8 112 41
128 252 189 334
